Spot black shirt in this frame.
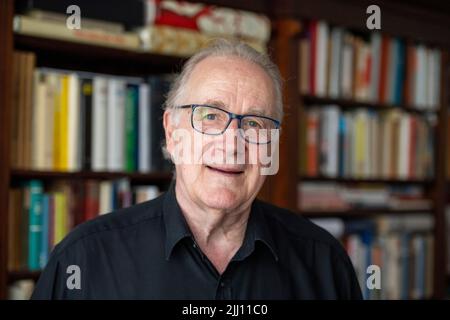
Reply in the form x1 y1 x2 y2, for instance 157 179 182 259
31 182 362 300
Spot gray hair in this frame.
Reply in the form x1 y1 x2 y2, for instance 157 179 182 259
164 38 284 120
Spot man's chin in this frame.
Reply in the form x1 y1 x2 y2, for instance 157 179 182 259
199 189 241 210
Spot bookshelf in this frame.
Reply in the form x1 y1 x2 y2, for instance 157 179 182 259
0 0 277 300
0 0 449 300
14 34 186 76
269 0 449 299
301 94 439 116
0 0 184 299
10 169 173 184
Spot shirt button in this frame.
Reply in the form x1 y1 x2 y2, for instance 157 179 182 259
220 282 225 287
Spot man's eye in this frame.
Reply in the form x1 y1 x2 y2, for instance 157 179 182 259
203 113 217 120
248 120 262 128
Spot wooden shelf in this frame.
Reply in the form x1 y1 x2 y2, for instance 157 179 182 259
10 169 173 184
14 34 186 76
301 208 434 217
7 271 41 284
301 94 439 116
299 175 434 185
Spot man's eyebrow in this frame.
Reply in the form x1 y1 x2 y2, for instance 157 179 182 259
204 99 227 109
203 99 273 118
245 108 270 117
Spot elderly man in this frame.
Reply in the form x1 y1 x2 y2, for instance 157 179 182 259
32 39 362 299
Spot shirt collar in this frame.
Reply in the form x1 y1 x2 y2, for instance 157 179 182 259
163 181 279 262
232 199 279 262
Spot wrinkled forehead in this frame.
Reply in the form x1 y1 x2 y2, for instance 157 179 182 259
183 56 276 115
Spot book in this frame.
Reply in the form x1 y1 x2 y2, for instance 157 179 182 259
13 15 140 50
16 0 146 30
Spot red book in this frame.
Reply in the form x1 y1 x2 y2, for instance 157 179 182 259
84 180 99 221
306 111 319 176
378 35 389 103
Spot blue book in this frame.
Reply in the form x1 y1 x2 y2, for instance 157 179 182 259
39 194 50 269
400 232 410 300
416 235 426 299
28 180 43 271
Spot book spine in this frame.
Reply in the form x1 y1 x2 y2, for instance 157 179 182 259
28 180 43 271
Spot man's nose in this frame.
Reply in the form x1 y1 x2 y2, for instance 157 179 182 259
222 119 244 152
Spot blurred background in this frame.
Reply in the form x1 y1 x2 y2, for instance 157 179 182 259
0 0 449 300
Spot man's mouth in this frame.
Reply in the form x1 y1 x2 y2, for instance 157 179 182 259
205 165 245 175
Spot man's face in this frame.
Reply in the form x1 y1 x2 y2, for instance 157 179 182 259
164 55 278 211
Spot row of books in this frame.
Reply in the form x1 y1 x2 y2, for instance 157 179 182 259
298 106 435 179
14 0 270 56
312 215 434 300
299 20 442 109
11 51 172 172
299 183 432 211
7 179 161 272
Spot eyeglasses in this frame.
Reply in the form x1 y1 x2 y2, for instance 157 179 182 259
177 104 281 144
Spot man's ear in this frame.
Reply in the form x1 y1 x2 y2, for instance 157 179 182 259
163 110 174 156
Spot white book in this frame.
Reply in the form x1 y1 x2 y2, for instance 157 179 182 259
107 78 126 171
43 73 57 170
397 114 411 179
323 106 339 177
92 76 108 171
134 185 160 203
31 71 47 170
429 49 441 109
310 218 344 238
7 279 35 300
415 45 427 108
328 28 343 98
99 181 113 215
385 234 401 300
67 73 80 172
315 21 329 97
138 83 150 172
352 110 367 178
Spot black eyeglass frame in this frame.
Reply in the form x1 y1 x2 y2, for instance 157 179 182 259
177 104 281 145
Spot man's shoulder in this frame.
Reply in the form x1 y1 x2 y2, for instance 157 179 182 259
53 193 165 256
256 199 347 256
